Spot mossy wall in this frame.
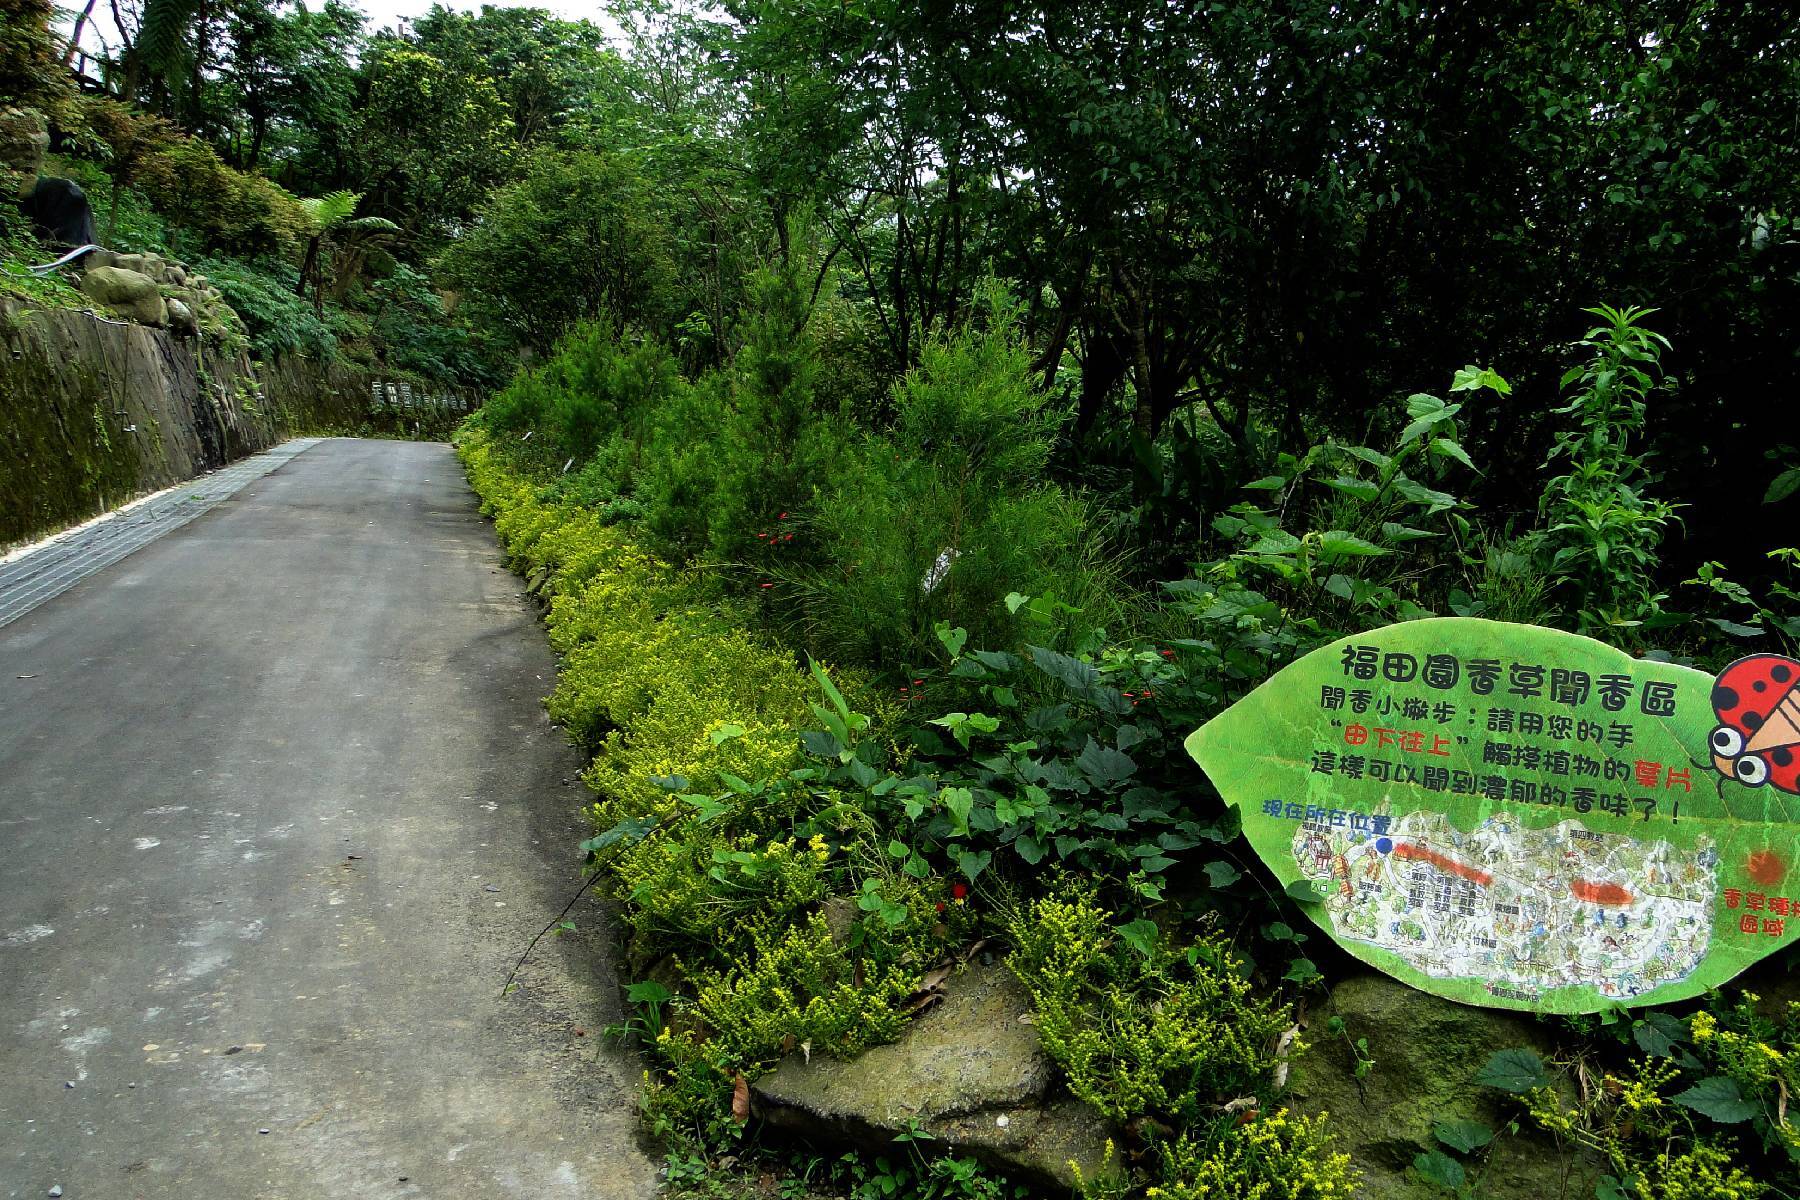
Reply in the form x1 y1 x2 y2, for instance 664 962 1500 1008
0 296 457 546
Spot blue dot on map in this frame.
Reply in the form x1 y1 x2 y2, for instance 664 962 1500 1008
1376 837 1394 854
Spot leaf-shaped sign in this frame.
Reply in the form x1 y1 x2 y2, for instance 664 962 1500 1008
1186 618 1800 1013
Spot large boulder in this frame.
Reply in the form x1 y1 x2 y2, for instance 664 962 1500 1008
81 266 167 327
21 176 96 247
1288 973 1604 1199
753 960 1117 1191
165 297 198 337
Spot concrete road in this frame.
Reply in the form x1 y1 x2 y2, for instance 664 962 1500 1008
0 439 658 1199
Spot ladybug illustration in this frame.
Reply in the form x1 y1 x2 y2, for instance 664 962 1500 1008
1709 654 1800 795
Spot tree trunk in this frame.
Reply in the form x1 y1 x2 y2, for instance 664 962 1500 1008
297 236 320 299
64 0 99 66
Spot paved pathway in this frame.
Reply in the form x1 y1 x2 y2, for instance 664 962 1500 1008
0 439 658 1199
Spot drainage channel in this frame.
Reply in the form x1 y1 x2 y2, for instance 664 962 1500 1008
0 438 323 629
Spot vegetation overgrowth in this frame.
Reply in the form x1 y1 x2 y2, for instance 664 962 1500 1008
458 284 1798 1196
5 0 1799 1194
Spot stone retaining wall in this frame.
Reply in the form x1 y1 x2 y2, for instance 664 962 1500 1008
0 297 472 547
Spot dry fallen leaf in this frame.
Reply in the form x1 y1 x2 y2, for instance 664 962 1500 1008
901 991 944 1018
731 1073 751 1124
916 964 953 993
1270 1024 1300 1090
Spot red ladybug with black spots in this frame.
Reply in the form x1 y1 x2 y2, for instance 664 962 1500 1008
1709 654 1800 794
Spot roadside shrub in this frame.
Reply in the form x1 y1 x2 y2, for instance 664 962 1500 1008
1529 305 1680 644
137 139 309 259
1007 885 1293 1126
788 295 1122 667
458 428 936 1064
639 265 857 566
192 255 334 360
438 147 675 351
483 319 681 465
690 911 914 1066
1148 1110 1360 1200
366 264 498 386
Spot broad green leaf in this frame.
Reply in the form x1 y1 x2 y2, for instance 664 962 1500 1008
1632 1010 1688 1058
1764 468 1800 506
624 980 673 1005
941 787 975 836
1451 365 1512 395
1186 617 1790 1014
1380 522 1441 543
1475 1048 1550 1093
1283 957 1320 984
1405 392 1449 419
1412 1150 1465 1191
1117 918 1160 957
1285 879 1322 903
955 847 992 880
1432 1119 1494 1153
683 794 730 822
709 723 746 745
1323 475 1382 503
1316 531 1391 561
1076 737 1138 784
1672 1076 1757 1123
1430 437 1479 472
1027 644 1101 692
808 656 852 724
581 815 659 855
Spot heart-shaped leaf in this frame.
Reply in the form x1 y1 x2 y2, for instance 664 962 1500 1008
1186 617 1796 1014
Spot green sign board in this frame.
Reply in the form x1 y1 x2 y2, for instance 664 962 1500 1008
1186 618 1800 1013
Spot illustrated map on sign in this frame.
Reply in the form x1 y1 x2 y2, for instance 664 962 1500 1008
1185 618 1800 1013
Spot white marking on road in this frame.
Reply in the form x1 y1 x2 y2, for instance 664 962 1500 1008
3 924 54 946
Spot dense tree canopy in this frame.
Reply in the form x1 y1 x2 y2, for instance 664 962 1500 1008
12 0 1799 591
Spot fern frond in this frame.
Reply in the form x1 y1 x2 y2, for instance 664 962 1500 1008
138 0 201 72
298 189 363 232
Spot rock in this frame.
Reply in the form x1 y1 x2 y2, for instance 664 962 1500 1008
1287 973 1604 1199
83 248 116 270
819 895 858 946
48 1185 62 1198
0 107 48 198
165 298 198 337
21 177 96 247
753 960 1116 1191
81 267 167 327
113 253 147 274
